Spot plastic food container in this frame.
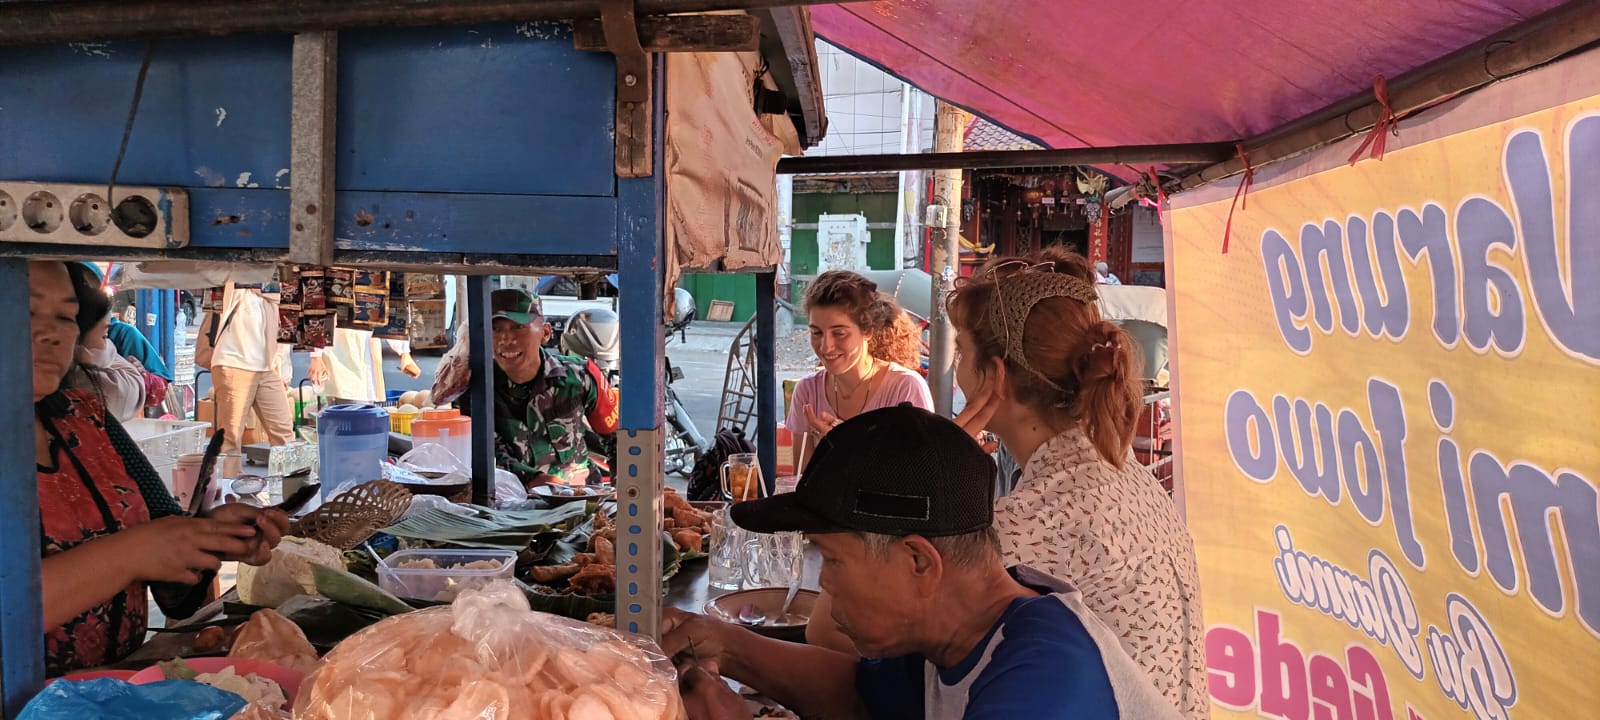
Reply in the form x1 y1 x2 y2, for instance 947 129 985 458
410 408 472 467
124 418 210 492
377 549 516 601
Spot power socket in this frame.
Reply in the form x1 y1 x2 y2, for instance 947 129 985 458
0 182 188 249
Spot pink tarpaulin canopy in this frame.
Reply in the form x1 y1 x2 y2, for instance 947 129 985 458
813 0 1568 150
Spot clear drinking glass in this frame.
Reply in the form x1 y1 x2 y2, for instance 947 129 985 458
708 507 746 591
742 531 805 589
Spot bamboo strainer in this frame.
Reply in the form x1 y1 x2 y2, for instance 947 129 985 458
291 479 413 550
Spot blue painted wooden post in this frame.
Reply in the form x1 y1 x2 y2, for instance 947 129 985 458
467 275 496 507
132 289 177 380
158 290 176 374
614 55 667 639
136 289 158 343
0 259 45 717
755 271 777 492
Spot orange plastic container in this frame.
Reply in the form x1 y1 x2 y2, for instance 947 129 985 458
410 408 473 467
775 423 794 477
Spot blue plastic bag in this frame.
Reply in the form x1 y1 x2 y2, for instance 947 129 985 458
20 678 247 720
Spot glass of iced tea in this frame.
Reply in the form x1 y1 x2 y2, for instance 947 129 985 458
721 452 764 502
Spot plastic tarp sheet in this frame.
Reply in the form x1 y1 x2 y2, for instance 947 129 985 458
1096 284 1168 329
813 1 1566 152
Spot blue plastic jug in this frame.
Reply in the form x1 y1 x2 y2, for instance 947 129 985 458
317 404 391 497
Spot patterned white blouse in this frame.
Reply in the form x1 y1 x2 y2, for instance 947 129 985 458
995 426 1210 720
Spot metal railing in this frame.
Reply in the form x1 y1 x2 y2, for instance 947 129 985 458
1136 386 1175 488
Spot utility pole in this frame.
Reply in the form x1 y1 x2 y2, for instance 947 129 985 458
928 100 971 416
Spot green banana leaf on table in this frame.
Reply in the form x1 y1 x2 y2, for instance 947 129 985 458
312 563 417 616
381 503 590 550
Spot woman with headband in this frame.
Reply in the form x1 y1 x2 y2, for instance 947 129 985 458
948 249 1207 718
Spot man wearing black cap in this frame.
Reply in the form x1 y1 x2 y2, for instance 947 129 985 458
664 405 1180 720
457 289 617 487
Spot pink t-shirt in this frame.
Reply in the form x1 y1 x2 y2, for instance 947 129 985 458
785 362 934 433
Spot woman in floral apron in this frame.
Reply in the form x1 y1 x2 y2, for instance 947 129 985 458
32 261 290 676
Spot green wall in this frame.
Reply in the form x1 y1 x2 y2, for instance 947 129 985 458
684 190 899 323
679 273 757 323
789 192 898 276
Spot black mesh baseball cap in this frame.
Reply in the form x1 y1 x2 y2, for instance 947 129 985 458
731 405 996 537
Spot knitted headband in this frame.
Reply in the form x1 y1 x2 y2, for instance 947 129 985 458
983 262 1100 393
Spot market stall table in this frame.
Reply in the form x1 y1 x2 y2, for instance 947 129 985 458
118 533 819 667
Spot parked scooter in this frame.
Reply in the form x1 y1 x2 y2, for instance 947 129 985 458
560 296 708 477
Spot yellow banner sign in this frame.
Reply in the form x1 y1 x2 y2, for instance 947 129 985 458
1170 57 1599 720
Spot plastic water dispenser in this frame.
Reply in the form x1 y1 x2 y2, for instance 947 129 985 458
317 404 391 497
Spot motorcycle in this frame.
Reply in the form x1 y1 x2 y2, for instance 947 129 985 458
661 355 708 476
559 288 708 478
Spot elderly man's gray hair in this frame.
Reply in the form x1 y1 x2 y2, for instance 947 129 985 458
856 527 1002 568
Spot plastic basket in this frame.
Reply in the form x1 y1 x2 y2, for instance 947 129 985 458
124 418 210 495
124 418 209 462
389 408 420 435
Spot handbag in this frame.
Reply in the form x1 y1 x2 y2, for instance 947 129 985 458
193 283 238 370
686 428 757 501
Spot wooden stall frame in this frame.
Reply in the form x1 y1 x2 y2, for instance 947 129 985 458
0 3 826 712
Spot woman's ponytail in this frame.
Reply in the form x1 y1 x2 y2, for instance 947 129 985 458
1069 322 1144 466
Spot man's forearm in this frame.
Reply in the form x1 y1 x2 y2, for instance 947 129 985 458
721 629 870 720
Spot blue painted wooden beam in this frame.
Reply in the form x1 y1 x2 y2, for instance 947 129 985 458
466 275 495 506
0 26 615 198
0 27 626 264
0 259 45 717
332 192 619 256
755 271 777 491
141 189 622 256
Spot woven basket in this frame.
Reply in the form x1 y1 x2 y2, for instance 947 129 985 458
291 479 413 550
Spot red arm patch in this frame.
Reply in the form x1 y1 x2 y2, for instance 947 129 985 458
584 359 619 434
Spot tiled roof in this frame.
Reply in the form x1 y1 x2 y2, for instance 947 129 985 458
964 117 1042 152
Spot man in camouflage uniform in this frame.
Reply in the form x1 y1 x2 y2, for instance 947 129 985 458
461 289 614 487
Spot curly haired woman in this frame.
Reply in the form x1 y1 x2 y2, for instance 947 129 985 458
787 270 931 461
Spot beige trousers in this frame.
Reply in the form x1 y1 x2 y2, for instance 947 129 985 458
212 365 294 454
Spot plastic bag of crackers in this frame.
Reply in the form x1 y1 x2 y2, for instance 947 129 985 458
294 582 686 720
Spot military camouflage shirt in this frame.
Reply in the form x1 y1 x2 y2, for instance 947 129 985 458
463 348 599 483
